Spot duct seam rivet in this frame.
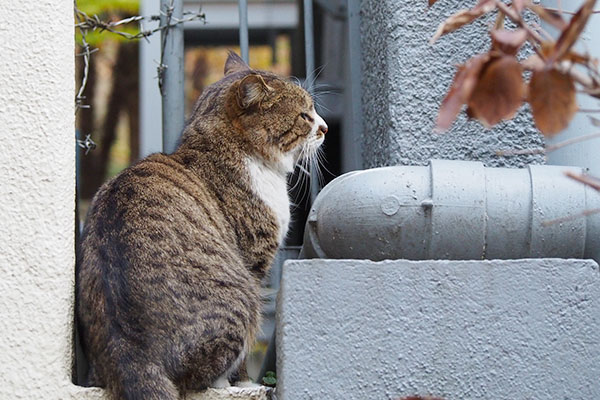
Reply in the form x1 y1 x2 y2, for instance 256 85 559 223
421 198 434 209
381 195 400 216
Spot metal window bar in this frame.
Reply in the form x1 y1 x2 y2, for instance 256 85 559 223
239 0 250 63
303 0 320 202
160 0 185 154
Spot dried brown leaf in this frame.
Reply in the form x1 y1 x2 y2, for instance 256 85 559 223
430 0 496 43
467 56 525 128
491 29 528 55
547 0 598 64
428 0 438 6
534 42 591 65
563 50 592 65
529 69 577 136
530 5 568 30
435 54 491 132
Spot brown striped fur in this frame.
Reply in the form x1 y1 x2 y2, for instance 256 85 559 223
76 52 326 399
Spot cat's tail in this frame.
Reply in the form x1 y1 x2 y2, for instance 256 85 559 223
105 346 179 400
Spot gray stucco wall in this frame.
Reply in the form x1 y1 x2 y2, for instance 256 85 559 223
277 259 600 400
360 0 545 168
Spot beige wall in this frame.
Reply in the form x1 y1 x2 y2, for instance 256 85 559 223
0 0 79 397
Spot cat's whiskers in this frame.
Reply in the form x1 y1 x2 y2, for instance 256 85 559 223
288 161 308 198
310 147 324 189
289 76 302 87
304 137 325 193
314 102 331 115
288 147 309 206
290 140 320 206
312 89 340 115
296 162 310 176
298 146 314 205
305 64 328 90
315 146 334 178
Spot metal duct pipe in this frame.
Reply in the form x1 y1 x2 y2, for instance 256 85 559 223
301 159 600 262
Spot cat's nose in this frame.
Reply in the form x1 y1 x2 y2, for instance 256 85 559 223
314 112 327 136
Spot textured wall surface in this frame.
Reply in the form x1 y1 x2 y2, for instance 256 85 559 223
277 259 600 400
0 0 77 397
360 0 545 168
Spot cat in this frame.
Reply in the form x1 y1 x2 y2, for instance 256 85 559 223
76 51 327 399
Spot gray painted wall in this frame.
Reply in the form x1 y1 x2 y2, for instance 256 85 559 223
541 0 600 176
360 0 545 168
277 259 600 400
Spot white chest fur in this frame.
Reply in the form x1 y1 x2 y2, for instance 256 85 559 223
246 157 291 244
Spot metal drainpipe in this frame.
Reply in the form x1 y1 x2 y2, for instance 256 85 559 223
300 159 600 262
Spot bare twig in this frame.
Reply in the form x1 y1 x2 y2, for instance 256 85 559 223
74 2 206 105
494 1 544 44
73 1 206 152
158 0 175 95
74 6 205 42
555 60 600 96
541 207 600 226
495 147 544 156
530 21 554 42
75 7 93 113
496 131 600 156
565 171 600 191
543 7 600 15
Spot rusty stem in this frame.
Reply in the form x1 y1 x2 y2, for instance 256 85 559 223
496 131 600 156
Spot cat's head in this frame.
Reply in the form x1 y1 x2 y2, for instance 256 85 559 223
186 51 327 173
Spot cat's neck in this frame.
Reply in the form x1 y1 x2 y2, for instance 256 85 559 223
174 133 292 245
245 156 291 244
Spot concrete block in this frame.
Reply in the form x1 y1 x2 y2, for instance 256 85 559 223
276 259 600 400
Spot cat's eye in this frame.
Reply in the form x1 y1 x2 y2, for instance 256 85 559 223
301 112 314 123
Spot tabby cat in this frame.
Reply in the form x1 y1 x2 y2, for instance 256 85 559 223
77 51 327 399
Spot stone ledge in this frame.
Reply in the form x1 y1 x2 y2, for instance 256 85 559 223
69 385 273 399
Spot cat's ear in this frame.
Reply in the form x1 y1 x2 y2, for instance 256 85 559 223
225 51 250 75
236 74 274 109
